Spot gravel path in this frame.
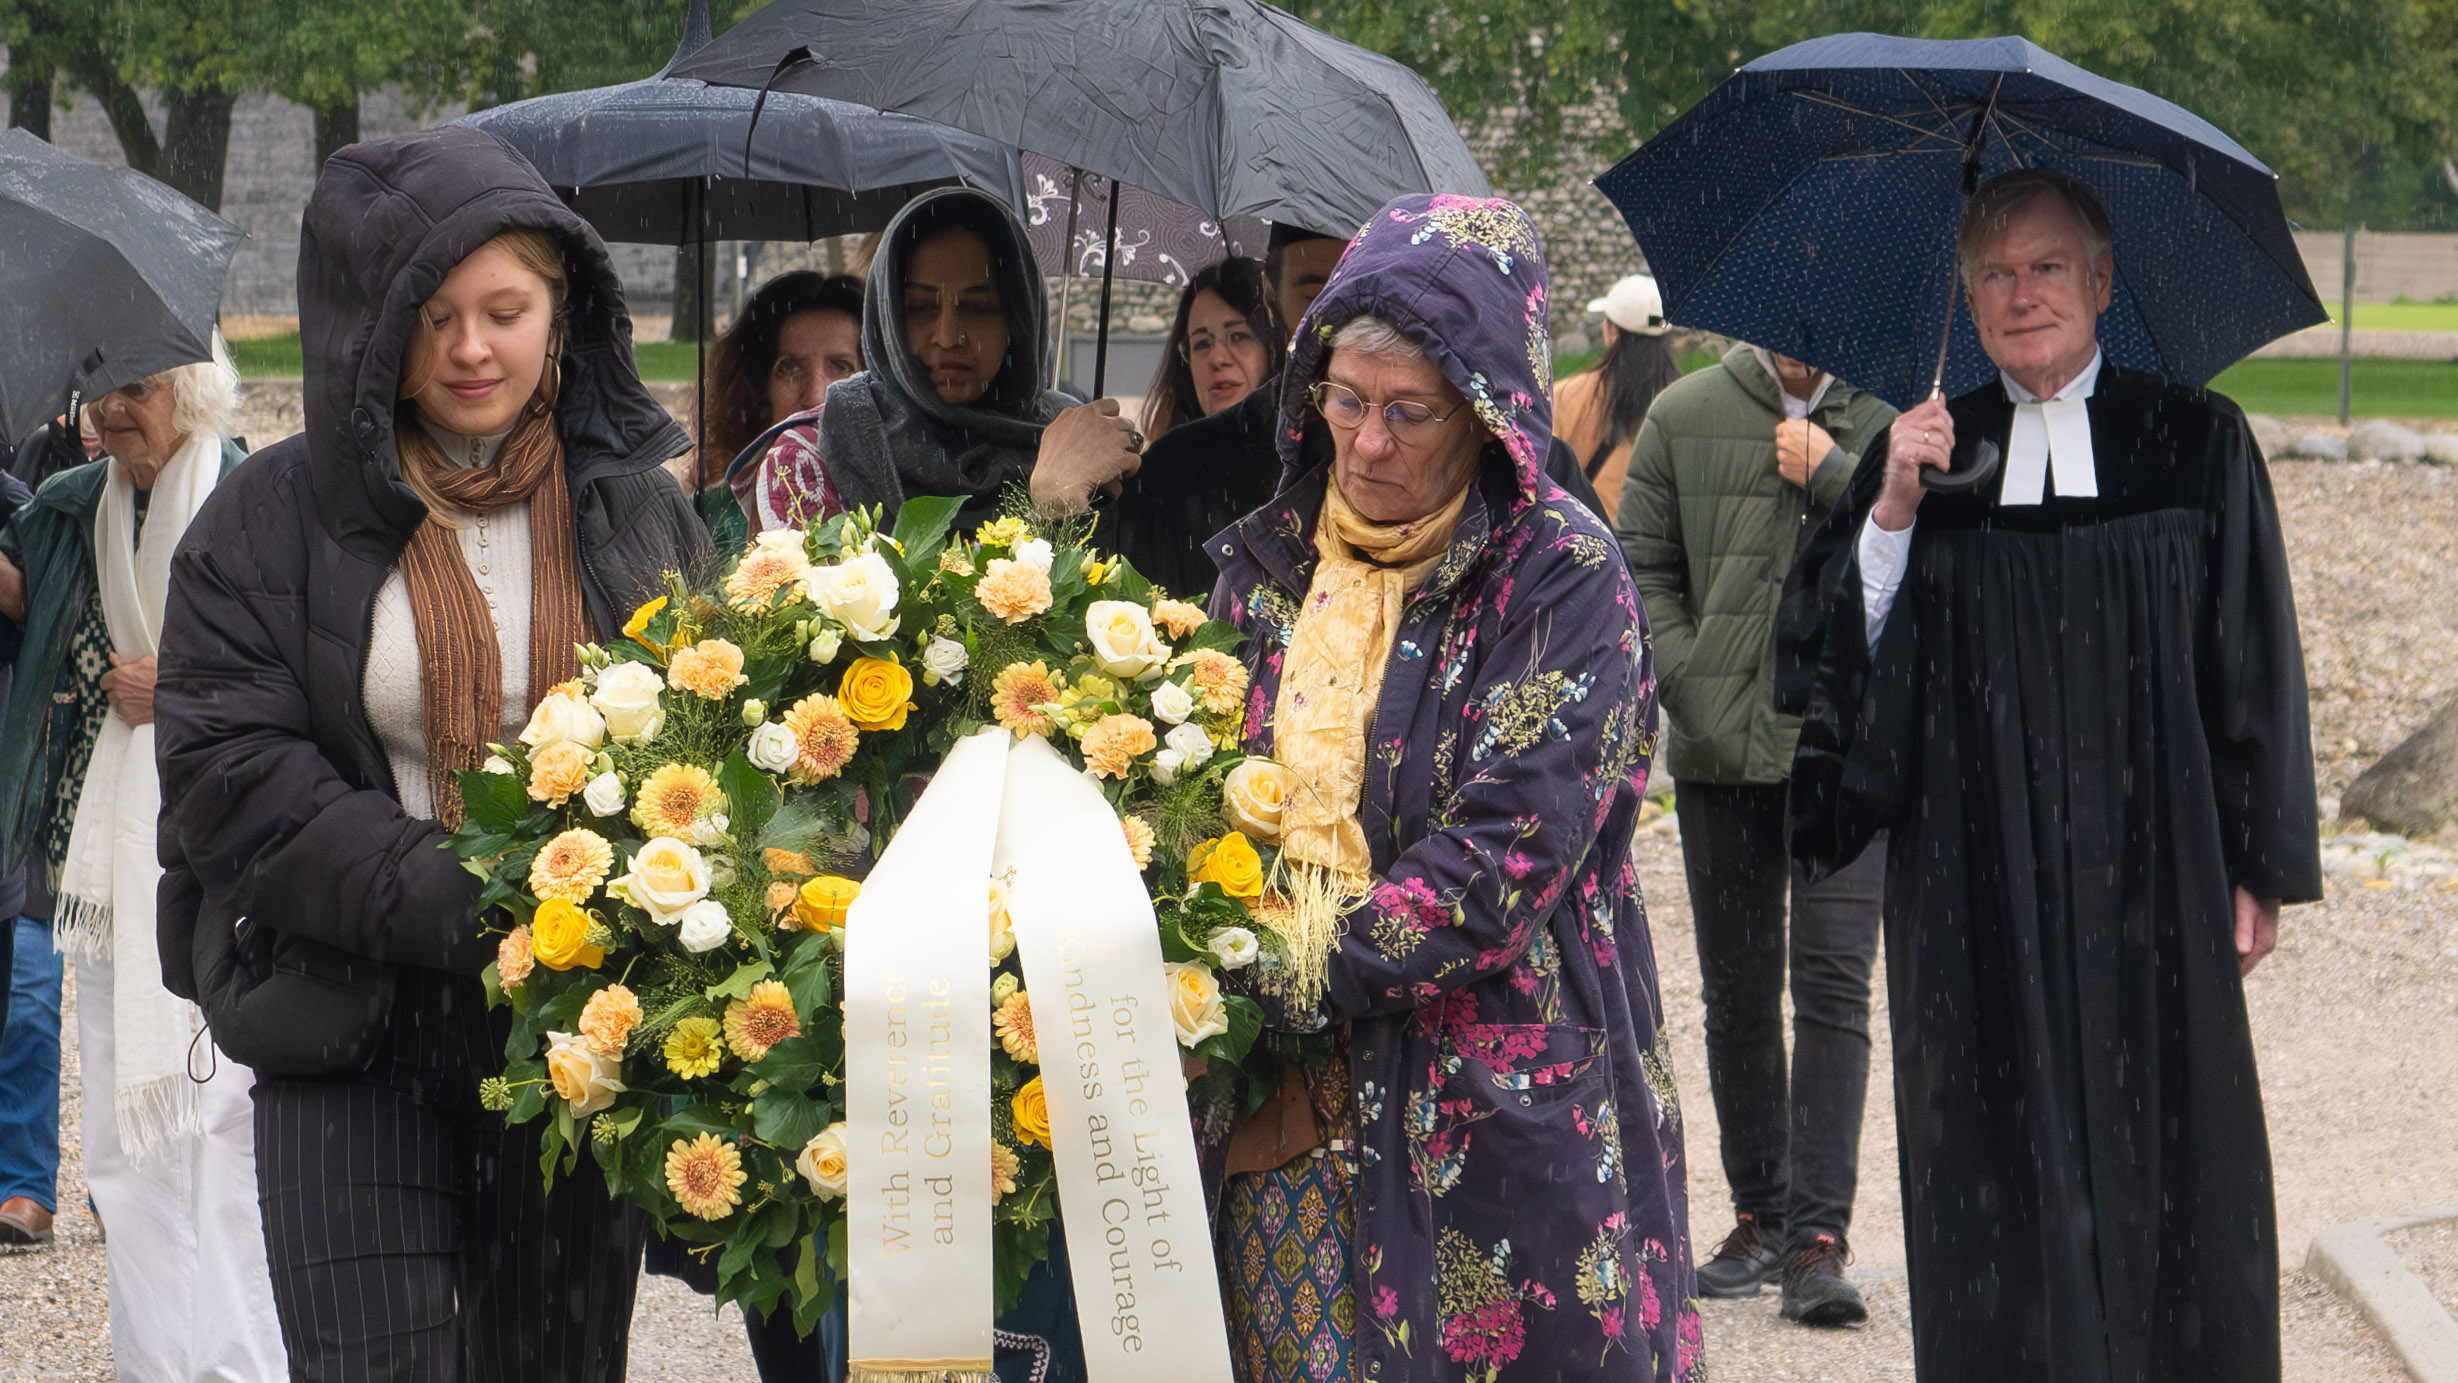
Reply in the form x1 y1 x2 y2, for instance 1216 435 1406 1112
6 455 2457 1380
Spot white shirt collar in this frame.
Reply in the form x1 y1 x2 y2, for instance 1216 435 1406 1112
1752 347 1834 420
2000 348 2103 405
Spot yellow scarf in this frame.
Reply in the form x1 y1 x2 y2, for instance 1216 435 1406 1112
1268 473 1472 1009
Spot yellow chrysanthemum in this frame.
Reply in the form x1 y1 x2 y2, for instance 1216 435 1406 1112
975 515 1031 548
578 984 642 1058
779 694 860 783
530 828 615 903
632 763 723 839
991 1143 1022 1205
993 990 1038 1064
665 1132 747 1220
723 979 802 1061
1120 815 1155 869
663 1016 725 1079
938 547 976 577
622 595 668 641
990 661 1064 739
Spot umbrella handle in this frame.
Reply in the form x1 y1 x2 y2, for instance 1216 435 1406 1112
1090 181 1120 398
1920 435 2001 494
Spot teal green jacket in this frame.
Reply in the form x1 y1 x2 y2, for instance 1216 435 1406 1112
0 440 248 874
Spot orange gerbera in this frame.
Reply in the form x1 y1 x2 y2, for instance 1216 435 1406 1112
665 1133 747 1220
632 764 722 839
991 1143 1022 1205
779 694 860 783
723 541 811 608
1174 647 1250 715
990 661 1064 739
1120 815 1155 869
530 828 615 903
723 979 802 1061
993 990 1038 1064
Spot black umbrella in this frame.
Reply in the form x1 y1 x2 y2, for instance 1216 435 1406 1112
0 128 242 449
672 0 1489 394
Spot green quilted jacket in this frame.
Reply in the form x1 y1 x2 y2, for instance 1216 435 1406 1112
1615 344 1893 784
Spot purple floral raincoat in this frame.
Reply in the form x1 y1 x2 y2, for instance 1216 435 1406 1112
1209 196 1701 1381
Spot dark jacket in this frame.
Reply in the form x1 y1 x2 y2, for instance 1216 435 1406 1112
1615 344 1892 784
1211 196 1698 1381
1107 376 1612 604
0 443 245 877
153 126 703 1077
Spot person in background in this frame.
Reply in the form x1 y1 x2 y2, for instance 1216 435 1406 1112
1140 257 1282 440
1616 338 1894 1327
1555 273 1685 519
795 185 1141 539
701 271 866 545
0 340 277 1375
0 439 54 1252
154 125 702 1380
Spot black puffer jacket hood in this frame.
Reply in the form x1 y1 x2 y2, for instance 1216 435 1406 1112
155 127 705 1077
300 123 689 557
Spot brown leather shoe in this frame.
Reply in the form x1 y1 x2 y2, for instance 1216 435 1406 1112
0 1196 53 1247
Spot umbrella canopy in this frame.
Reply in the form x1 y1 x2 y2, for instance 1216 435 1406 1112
1022 155 1268 286
0 128 242 450
668 0 1489 235
1595 33 2329 410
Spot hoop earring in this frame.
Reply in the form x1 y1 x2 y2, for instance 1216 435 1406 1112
531 341 563 417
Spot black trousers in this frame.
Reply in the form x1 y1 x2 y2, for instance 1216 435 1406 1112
1675 779 1884 1246
253 968 648 1382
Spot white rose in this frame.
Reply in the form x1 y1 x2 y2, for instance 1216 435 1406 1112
921 635 969 687
1164 721 1215 770
591 662 668 744
805 550 901 642
1013 537 1054 571
615 837 712 922
1084 600 1171 681
1164 960 1229 1048
747 721 800 774
1206 926 1260 970
1222 758 1287 843
808 628 843 664
481 754 515 776
519 687 606 753
797 1122 850 1200
674 898 733 953
544 1030 626 1116
582 772 626 818
1151 748 1183 787
1147 679 1194 725
691 813 730 847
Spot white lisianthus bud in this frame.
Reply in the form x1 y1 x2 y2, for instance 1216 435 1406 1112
1147 679 1194 725
1206 926 1260 970
741 698 767 727
808 628 843 664
1151 748 1183 787
582 772 625 818
481 754 516 776
991 972 1020 1007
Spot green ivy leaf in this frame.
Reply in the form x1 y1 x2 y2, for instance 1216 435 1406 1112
707 958 775 1003
751 1084 829 1152
750 1033 833 1092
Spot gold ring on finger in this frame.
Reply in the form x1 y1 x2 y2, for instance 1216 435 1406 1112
1921 429 1933 444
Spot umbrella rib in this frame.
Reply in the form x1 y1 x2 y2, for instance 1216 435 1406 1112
1789 90 1966 150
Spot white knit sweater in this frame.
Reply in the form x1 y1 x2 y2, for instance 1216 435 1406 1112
363 421 532 820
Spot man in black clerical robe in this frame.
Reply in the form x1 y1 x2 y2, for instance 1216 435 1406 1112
1775 167 2322 1382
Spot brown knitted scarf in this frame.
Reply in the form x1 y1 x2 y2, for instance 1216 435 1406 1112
397 406 588 826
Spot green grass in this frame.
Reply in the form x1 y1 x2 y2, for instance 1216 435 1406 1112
2321 300 2458 330
2207 357 2458 418
225 332 710 383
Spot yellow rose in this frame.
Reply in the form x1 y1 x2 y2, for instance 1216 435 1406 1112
1187 831 1264 900
987 878 1015 962
526 740 593 807
1221 758 1287 843
616 837 712 922
622 595 668 642
1011 1076 1051 1149
1083 600 1171 680
797 1122 850 1200
795 875 861 933
544 1030 626 1116
1165 960 1229 1047
531 898 606 971
838 656 915 732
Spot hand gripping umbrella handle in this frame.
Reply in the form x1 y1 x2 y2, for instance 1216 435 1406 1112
1921 432 2002 494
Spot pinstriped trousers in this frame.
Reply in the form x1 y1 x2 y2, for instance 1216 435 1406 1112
251 968 647 1382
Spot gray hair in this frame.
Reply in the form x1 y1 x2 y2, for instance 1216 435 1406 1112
1957 168 2114 290
1327 313 1425 364
163 332 242 440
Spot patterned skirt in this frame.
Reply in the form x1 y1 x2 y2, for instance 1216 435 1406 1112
1221 1147 1357 1383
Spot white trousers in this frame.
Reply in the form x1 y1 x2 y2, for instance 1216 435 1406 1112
77 955 288 1383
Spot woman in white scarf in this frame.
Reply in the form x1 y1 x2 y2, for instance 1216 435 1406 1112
19 337 286 1380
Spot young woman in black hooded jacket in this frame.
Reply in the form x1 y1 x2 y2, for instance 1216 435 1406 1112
153 125 706 1380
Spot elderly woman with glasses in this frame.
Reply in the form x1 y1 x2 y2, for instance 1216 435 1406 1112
1205 194 1700 1382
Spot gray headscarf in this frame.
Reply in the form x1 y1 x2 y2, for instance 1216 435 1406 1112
818 187 1072 520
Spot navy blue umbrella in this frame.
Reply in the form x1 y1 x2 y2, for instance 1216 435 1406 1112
1595 33 2328 410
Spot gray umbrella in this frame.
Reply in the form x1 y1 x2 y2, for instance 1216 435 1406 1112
0 129 241 449
672 0 1489 392
453 1 1025 246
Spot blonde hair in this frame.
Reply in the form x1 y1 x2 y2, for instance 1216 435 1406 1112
396 228 569 519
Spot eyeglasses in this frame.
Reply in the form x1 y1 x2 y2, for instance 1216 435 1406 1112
1308 380 1466 444
1179 326 1260 364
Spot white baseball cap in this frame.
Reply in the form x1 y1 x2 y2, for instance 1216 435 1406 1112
1587 275 1670 336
